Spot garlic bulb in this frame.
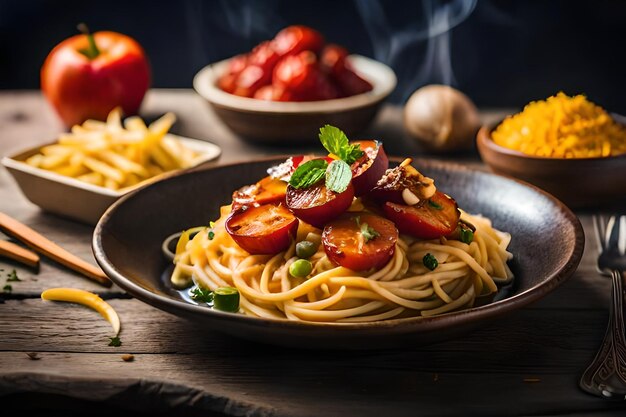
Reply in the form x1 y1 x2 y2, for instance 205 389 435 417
403 84 481 152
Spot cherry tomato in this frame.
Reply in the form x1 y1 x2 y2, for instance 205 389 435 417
252 84 293 101
286 181 355 229
383 191 460 239
232 176 288 210
247 41 280 74
272 25 324 57
225 204 298 255
322 213 398 271
217 54 248 94
272 51 320 97
350 140 389 197
232 65 271 97
334 67 373 97
320 44 372 97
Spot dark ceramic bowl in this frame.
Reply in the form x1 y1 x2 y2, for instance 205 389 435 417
93 157 584 349
476 118 626 209
192 55 396 144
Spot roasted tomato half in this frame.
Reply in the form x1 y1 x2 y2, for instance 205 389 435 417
232 176 288 210
320 44 372 96
383 190 460 239
225 204 298 255
322 213 398 271
350 140 389 196
286 181 354 229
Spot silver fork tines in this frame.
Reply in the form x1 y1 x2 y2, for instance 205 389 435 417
580 214 626 399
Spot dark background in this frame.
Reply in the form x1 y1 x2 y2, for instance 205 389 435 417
1 0 625 112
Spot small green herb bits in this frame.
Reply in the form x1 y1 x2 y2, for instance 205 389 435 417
360 222 380 242
189 286 214 304
213 287 240 312
423 253 439 271
296 240 318 259
289 259 313 278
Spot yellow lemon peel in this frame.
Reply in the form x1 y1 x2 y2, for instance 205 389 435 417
41 288 121 335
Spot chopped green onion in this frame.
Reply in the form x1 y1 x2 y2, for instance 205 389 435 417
108 336 122 347
423 253 438 271
289 259 313 278
6 269 20 282
208 230 215 240
213 287 240 312
459 227 474 244
296 240 318 259
3 284 12 293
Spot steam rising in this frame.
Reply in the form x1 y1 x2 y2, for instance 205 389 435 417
354 0 477 102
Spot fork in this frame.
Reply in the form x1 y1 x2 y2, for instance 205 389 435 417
579 214 626 399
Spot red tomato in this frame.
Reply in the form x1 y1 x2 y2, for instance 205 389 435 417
248 41 280 73
334 67 373 96
286 181 355 229
320 44 372 97
218 54 249 94
232 176 288 210
252 84 293 101
322 213 398 271
272 25 325 57
41 27 151 127
383 191 460 239
272 51 319 95
232 65 272 97
350 140 389 196
225 204 298 255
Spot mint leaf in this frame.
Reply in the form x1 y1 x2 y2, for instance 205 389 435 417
289 159 328 189
325 160 352 193
319 125 363 165
361 222 380 242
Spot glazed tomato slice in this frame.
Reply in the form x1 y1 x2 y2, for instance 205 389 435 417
272 25 325 57
225 204 298 255
286 181 354 229
322 213 398 271
383 191 460 239
232 176 288 210
350 140 389 197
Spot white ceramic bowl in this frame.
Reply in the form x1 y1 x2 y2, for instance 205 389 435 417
2 135 221 225
193 54 397 144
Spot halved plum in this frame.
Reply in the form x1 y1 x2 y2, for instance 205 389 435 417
350 140 389 196
383 190 460 239
225 204 298 255
286 181 354 228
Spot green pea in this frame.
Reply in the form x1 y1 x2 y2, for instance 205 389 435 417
296 240 318 259
289 259 313 278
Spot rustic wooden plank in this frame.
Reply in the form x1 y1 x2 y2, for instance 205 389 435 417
2 350 626 417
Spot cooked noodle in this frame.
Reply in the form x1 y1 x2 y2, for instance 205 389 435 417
171 205 513 322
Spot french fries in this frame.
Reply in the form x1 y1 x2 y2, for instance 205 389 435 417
25 107 200 190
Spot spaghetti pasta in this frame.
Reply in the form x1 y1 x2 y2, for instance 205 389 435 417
171 206 513 322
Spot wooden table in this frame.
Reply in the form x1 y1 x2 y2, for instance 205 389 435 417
1 90 624 416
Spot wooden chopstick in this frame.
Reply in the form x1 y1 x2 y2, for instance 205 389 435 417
0 212 111 287
0 240 40 270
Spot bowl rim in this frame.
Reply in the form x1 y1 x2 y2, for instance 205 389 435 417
477 118 626 162
92 155 584 333
1 134 222 197
193 54 397 114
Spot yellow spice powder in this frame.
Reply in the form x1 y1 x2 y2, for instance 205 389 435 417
491 92 626 158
